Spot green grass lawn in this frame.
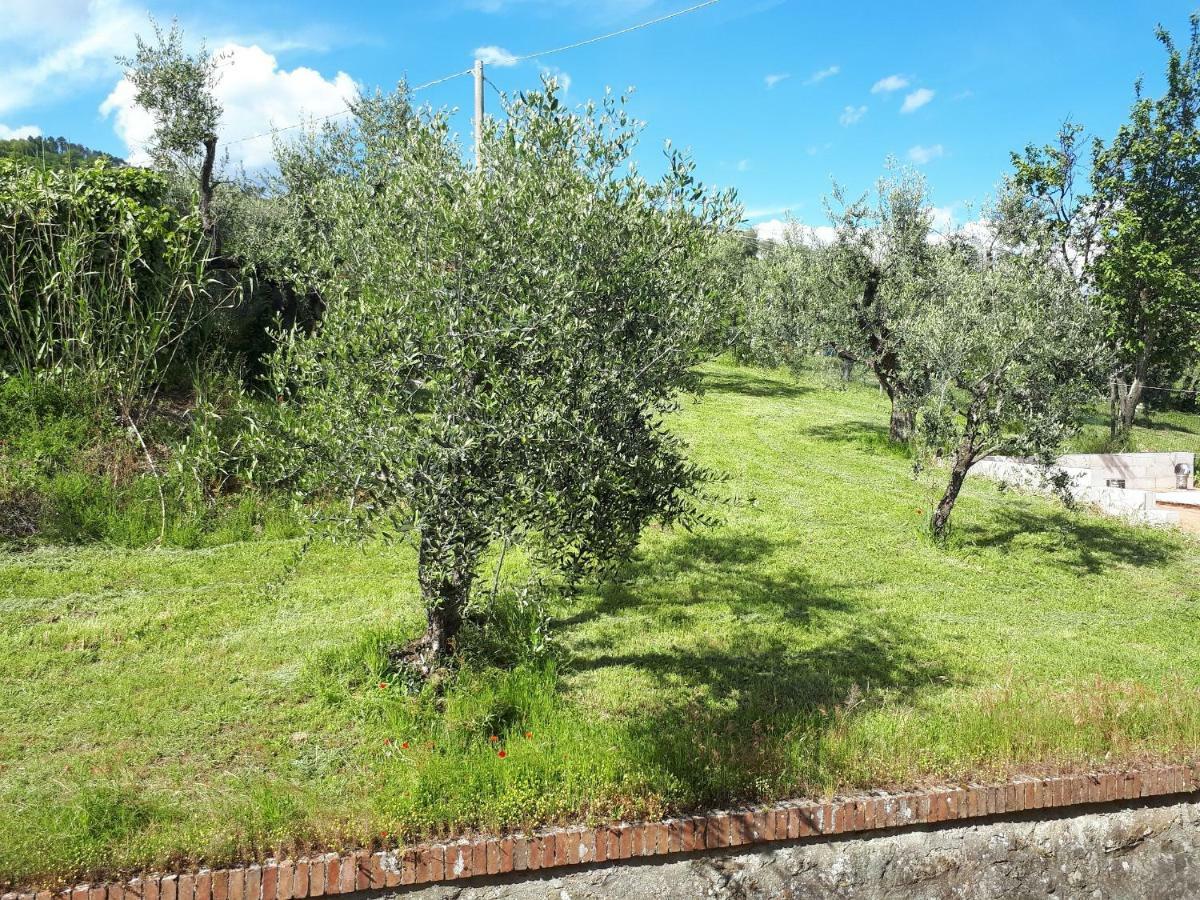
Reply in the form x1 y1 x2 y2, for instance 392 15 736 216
3 360 1200 888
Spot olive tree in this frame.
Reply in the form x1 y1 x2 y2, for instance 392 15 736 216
118 20 223 253
739 167 934 441
907 228 1105 539
255 83 737 672
736 230 823 368
821 168 936 441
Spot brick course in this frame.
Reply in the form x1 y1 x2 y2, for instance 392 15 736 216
14 765 1200 896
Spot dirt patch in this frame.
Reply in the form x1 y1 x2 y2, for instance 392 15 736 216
1157 502 1200 534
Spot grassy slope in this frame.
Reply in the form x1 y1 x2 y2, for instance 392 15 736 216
1074 404 1200 455
2 360 1199 886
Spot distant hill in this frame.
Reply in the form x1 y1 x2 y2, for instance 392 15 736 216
0 135 124 169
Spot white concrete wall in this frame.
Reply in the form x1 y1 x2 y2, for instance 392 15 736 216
972 456 1181 527
1055 452 1195 492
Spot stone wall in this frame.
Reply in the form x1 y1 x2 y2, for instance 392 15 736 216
14 768 1199 900
397 795 1200 899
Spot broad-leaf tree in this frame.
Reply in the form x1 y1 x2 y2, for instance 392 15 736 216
1092 16 1200 438
255 84 737 673
1006 122 1105 277
1010 16 1200 439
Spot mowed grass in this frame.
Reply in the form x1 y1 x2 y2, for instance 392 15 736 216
1074 403 1200 455
3 360 1200 887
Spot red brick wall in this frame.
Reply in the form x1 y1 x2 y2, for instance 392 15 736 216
8 765 1199 897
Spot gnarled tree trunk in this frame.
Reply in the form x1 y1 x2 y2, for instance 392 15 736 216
855 269 916 443
199 134 220 257
931 446 973 539
409 530 477 676
884 382 915 443
1110 374 1146 440
931 403 984 540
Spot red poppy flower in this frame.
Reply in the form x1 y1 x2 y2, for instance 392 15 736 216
489 735 499 743
401 741 409 749
379 682 388 690
525 731 533 739
497 750 507 759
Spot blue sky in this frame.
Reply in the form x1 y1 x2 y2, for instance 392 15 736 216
2 0 1196 233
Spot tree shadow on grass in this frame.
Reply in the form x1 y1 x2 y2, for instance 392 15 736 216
558 531 848 631
957 504 1180 576
803 420 911 459
1137 415 1199 436
700 369 812 400
1077 406 1198 436
560 530 947 807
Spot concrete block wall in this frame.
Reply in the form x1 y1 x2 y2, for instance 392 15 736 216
1056 452 1195 492
973 455 1186 526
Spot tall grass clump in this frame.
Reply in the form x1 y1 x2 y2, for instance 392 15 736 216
0 158 220 403
0 158 243 544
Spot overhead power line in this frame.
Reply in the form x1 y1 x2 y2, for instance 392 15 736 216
223 0 721 148
509 0 721 63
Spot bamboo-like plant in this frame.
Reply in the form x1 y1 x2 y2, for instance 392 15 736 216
0 159 226 538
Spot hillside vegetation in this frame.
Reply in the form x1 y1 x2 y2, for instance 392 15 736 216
0 136 122 169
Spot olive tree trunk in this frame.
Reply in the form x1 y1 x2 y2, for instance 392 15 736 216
1110 374 1146 440
199 134 220 257
886 389 915 443
931 447 973 539
855 272 915 443
931 402 985 540
410 532 477 674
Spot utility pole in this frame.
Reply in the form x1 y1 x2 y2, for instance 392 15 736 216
473 59 484 171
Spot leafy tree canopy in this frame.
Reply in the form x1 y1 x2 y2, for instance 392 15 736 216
251 82 738 672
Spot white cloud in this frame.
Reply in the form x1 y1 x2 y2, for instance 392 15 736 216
539 64 571 93
744 203 797 219
900 87 935 113
753 218 837 247
804 65 840 85
930 205 955 231
871 74 909 94
907 143 944 164
101 43 358 170
0 0 141 117
3 0 94 45
736 158 751 172
764 73 790 89
839 105 867 126
474 45 520 67
0 123 42 139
